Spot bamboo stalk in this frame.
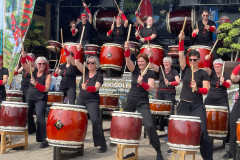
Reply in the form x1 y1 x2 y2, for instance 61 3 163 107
192 65 194 92
126 24 132 42
209 39 219 56
136 0 143 12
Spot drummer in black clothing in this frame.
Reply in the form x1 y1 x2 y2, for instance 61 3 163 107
124 42 164 160
135 11 157 45
107 9 128 46
14 53 35 102
178 32 213 160
54 44 78 104
71 2 92 45
222 64 240 160
149 56 180 114
0 55 9 104
74 44 107 153
192 9 216 46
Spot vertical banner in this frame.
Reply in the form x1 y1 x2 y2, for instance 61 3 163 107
0 0 5 55
3 0 36 86
208 6 218 42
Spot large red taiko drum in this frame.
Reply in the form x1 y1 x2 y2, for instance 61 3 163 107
0 101 28 132
237 119 240 144
168 115 201 151
46 40 62 53
139 44 164 66
65 42 84 63
6 90 23 102
149 99 172 115
46 103 88 148
47 92 64 105
206 105 228 137
100 43 124 71
100 94 119 108
110 111 142 145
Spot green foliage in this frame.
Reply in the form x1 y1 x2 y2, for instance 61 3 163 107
223 37 232 46
218 23 233 32
233 18 240 26
217 33 226 40
217 48 232 56
228 28 240 38
231 43 240 51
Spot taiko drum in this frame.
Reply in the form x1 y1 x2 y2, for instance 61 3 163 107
47 92 64 105
129 41 140 54
149 99 172 115
110 111 142 145
168 115 201 151
237 119 240 144
140 44 164 66
100 94 119 108
46 40 62 53
0 101 28 132
167 45 179 58
6 90 23 102
65 42 84 63
84 44 100 55
46 103 88 148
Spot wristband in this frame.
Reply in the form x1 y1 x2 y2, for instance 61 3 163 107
135 13 139 17
14 71 18 75
121 13 127 21
53 73 58 77
35 83 46 92
64 48 70 57
192 32 197 38
74 50 82 59
124 49 130 58
0 80 2 85
107 29 113 35
198 88 208 95
140 81 150 91
136 35 140 40
222 81 230 88
178 40 184 51
72 29 76 35
170 81 179 86
232 65 240 75
86 86 96 92
209 26 215 32
85 7 90 14
144 36 151 41
21 55 32 64
149 57 153 63
204 59 210 68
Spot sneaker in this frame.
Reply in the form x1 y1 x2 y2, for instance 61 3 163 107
123 152 135 159
40 141 49 148
166 149 172 154
222 151 233 159
98 145 107 153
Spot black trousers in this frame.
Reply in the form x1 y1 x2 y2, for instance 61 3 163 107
60 87 76 105
229 101 240 158
177 101 213 160
28 100 47 142
22 87 29 102
157 90 176 114
77 98 106 147
124 97 161 150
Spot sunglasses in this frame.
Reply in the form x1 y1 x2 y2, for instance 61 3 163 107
38 63 46 65
189 59 198 62
87 61 96 65
203 15 209 17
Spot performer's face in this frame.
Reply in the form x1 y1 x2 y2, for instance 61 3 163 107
214 64 222 73
37 60 46 71
137 57 147 69
146 17 153 26
202 12 209 21
189 56 199 67
81 16 87 23
163 61 171 69
87 58 96 70
116 17 121 24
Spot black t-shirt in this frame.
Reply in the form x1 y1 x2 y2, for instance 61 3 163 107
28 69 48 101
180 66 210 104
112 24 127 45
76 21 91 43
127 66 155 101
79 69 103 100
59 63 78 90
140 24 158 44
0 67 9 92
207 71 230 99
21 69 31 90
194 20 216 46
158 67 179 90
236 81 240 104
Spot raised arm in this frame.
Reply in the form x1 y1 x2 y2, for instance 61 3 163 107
231 64 240 83
178 32 186 70
74 44 84 73
135 10 144 27
21 50 35 73
203 55 212 76
124 41 135 72
83 2 92 24
119 9 128 28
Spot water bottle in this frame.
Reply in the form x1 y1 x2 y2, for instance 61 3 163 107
164 127 168 141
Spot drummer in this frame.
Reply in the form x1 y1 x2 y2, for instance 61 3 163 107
74 44 107 153
222 64 240 160
135 11 157 45
124 41 164 160
192 9 216 47
178 32 213 160
0 55 9 104
21 51 51 148
71 2 92 45
107 9 128 46
14 53 35 102
54 44 78 104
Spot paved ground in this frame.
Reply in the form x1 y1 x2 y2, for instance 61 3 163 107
0 116 230 160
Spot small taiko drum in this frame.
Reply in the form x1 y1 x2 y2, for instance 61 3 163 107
167 45 179 58
129 41 140 54
100 43 124 71
110 111 142 145
168 115 201 151
6 90 23 102
100 94 119 108
187 45 212 68
149 99 172 115
65 42 84 63
46 40 62 53
47 92 64 105
140 44 164 66
236 119 240 145
205 105 228 137
0 101 28 132
46 103 88 148
84 44 100 55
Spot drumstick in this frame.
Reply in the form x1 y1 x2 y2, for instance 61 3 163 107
29 60 33 78
215 20 221 24
141 63 151 77
113 0 120 11
191 65 194 92
209 39 219 56
60 28 63 44
136 0 143 12
79 26 85 47
160 64 167 81
126 24 132 42
112 16 115 24
57 54 62 69
83 62 86 84
221 62 225 77
180 17 187 42
16 54 21 67
196 21 198 30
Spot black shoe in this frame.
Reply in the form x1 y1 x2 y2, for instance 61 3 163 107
12 146 25 150
40 141 49 148
166 149 172 155
123 152 135 159
222 152 233 159
98 145 107 153
110 143 117 147
156 151 164 160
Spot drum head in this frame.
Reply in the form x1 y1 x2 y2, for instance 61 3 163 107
189 45 211 50
149 99 172 104
102 43 123 48
48 92 64 95
85 44 100 47
205 105 228 110
169 115 201 121
1 101 28 107
141 44 163 49
112 111 142 118
65 42 78 46
6 90 23 93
